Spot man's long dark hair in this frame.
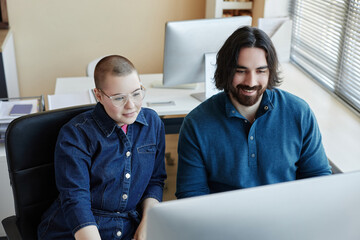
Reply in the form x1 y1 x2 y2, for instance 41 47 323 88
214 26 281 92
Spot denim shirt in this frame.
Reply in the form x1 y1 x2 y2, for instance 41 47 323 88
176 89 332 199
38 103 166 239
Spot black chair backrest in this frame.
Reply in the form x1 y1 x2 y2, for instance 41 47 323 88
5 104 95 239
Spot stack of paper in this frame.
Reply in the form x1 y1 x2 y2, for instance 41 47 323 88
0 99 39 142
47 89 97 110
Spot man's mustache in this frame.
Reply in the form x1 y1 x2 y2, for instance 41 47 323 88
236 84 262 91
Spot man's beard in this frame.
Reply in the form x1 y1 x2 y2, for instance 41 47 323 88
229 84 267 106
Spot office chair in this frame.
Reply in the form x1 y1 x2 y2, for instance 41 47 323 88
2 104 95 240
86 56 104 77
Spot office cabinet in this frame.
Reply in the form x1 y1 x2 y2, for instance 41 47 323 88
206 0 254 18
206 0 287 26
0 30 19 99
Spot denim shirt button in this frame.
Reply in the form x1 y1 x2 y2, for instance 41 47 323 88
116 231 122 237
125 173 131 179
122 194 128 200
126 151 131 157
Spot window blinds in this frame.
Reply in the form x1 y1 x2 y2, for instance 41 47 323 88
290 0 360 112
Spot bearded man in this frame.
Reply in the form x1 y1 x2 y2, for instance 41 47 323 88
176 26 332 199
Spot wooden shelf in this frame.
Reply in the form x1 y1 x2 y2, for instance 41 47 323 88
222 1 252 10
206 0 264 26
206 0 254 18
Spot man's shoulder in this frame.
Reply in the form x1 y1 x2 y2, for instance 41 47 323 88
271 88 310 109
268 89 315 122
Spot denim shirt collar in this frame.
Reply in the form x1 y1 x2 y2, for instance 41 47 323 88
92 103 148 137
225 89 275 119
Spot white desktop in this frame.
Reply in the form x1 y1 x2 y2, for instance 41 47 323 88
163 16 252 86
147 171 360 240
161 16 252 101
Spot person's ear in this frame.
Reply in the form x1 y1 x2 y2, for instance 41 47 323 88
93 88 102 102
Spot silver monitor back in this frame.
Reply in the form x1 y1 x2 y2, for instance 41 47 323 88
147 171 360 240
162 16 252 87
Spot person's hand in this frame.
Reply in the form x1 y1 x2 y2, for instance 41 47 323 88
132 218 147 240
132 198 159 240
74 225 101 240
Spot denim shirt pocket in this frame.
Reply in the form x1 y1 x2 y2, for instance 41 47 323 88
136 144 157 173
137 144 157 154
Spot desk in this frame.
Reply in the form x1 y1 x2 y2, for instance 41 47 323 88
50 63 360 173
53 74 203 116
0 143 15 237
52 74 204 134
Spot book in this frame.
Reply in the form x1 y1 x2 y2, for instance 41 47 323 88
9 104 33 116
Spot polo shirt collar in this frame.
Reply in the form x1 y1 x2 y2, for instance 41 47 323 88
225 89 275 119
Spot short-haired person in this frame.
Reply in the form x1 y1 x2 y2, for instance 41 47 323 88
38 55 167 240
176 26 332 199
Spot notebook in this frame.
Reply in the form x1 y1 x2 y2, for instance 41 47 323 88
9 104 33 116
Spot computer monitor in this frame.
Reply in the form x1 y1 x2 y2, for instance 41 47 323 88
147 171 360 240
162 16 252 101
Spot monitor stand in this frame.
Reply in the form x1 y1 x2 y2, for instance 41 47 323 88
151 79 197 89
190 92 205 102
190 52 218 103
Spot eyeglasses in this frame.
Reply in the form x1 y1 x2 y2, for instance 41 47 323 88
99 86 146 107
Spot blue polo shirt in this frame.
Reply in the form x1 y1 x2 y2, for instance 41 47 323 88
176 89 332 199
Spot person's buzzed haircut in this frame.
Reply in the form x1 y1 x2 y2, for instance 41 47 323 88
94 55 136 89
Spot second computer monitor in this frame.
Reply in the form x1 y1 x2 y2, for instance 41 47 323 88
162 16 252 87
147 171 360 240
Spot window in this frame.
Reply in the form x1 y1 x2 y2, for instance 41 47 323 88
290 0 360 113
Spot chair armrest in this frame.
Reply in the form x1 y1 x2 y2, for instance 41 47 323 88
2 216 23 240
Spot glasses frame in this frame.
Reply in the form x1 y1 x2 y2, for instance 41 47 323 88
99 85 146 107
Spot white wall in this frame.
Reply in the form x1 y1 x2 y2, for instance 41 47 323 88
264 0 290 17
6 0 206 97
